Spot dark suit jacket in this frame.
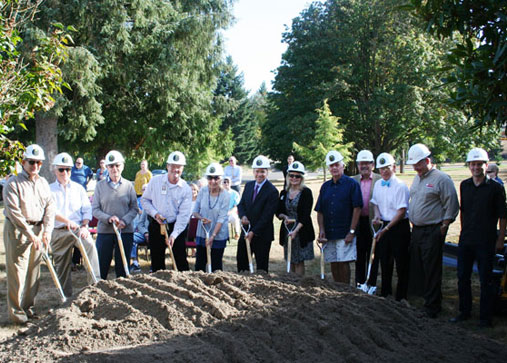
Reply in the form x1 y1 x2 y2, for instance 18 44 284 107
276 187 315 247
238 179 279 241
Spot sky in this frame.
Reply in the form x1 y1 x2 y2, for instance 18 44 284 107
223 0 323 94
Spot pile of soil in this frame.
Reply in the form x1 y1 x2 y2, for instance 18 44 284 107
0 271 505 362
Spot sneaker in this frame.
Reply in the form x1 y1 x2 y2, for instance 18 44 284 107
449 313 470 323
129 264 141 274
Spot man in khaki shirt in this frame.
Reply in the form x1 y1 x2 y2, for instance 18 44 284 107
2 144 55 324
406 143 459 318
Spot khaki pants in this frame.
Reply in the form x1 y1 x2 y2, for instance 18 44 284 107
50 228 100 297
3 218 42 324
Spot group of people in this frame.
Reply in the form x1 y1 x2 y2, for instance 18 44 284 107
2 143 505 329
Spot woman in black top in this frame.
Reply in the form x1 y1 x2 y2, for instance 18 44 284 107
276 161 315 275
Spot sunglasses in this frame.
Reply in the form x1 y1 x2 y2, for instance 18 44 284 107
207 176 220 180
288 174 302 179
58 168 71 173
223 180 230 184
107 164 121 169
486 171 495 173
27 160 42 166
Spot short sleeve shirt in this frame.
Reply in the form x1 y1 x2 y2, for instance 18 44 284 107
370 175 409 221
315 175 363 240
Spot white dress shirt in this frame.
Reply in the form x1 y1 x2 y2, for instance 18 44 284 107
370 175 409 221
50 180 92 228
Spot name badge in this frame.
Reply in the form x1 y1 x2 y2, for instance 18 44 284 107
161 185 167 195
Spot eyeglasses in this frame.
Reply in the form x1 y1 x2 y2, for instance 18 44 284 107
207 176 220 180
58 168 71 173
107 164 121 169
223 180 230 184
288 174 302 179
486 171 495 174
27 160 42 166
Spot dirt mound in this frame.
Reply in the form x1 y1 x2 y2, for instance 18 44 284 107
0 271 505 362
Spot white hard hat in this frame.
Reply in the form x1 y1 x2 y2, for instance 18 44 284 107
406 143 431 165
205 162 224 176
287 161 306 175
23 144 45 161
466 147 489 162
326 150 344 166
356 150 374 163
167 151 186 165
252 155 270 169
376 153 396 168
105 150 125 165
52 152 73 167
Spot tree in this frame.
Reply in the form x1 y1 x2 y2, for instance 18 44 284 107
407 0 506 127
30 0 233 179
293 99 353 180
0 0 70 175
264 0 500 165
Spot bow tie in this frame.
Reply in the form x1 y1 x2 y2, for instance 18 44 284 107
381 180 390 187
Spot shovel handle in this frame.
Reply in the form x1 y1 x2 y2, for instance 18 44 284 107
320 245 325 279
113 224 130 277
245 236 254 273
42 248 67 302
160 224 178 271
286 235 292 273
71 230 99 284
206 240 212 273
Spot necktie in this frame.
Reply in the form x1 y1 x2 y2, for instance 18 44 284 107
252 184 259 202
381 180 390 187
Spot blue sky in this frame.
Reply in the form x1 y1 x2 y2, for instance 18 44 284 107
223 0 323 94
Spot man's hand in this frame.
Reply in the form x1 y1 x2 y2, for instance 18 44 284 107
166 235 175 248
344 232 355 244
109 216 120 225
42 232 50 249
207 235 215 247
246 231 254 242
241 216 250 225
318 231 327 243
440 223 449 236
67 220 80 231
155 213 165 225
79 226 90 239
117 220 126 229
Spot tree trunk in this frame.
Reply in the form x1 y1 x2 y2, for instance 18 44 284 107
36 112 58 183
400 148 405 174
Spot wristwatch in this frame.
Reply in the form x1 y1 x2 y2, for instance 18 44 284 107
349 229 355 234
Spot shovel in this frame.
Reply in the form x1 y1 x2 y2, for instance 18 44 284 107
284 218 297 273
41 243 67 303
241 223 254 273
357 221 384 295
69 228 99 284
160 223 178 271
201 221 213 273
317 237 327 280
112 224 130 277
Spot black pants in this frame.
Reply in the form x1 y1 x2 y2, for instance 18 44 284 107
195 246 225 272
355 216 380 285
237 233 272 272
408 224 445 315
457 242 496 322
378 218 410 300
148 218 189 272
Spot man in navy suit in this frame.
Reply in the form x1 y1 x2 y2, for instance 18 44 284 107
237 155 279 272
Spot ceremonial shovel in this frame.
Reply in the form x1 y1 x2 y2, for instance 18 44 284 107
112 224 130 277
69 228 99 284
201 221 213 273
241 223 254 273
40 242 67 302
317 237 327 280
283 219 297 273
357 221 384 295
160 223 178 271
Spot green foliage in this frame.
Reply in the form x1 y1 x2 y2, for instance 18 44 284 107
0 0 70 175
407 0 506 126
264 0 500 164
293 99 353 177
33 0 233 174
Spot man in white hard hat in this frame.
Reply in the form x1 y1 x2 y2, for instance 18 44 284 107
450 148 506 327
352 150 381 288
141 151 192 272
315 150 363 283
370 153 411 301
49 153 101 297
406 143 459 318
2 144 55 323
237 155 279 272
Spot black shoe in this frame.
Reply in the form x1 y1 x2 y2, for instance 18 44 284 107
478 320 492 328
449 313 470 323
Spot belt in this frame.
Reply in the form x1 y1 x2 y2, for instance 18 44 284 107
27 221 42 226
412 223 440 229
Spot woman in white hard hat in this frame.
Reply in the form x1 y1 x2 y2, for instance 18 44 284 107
92 150 139 279
192 163 230 271
276 161 315 275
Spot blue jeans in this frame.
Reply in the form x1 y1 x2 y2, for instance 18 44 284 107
96 233 133 279
131 232 147 259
